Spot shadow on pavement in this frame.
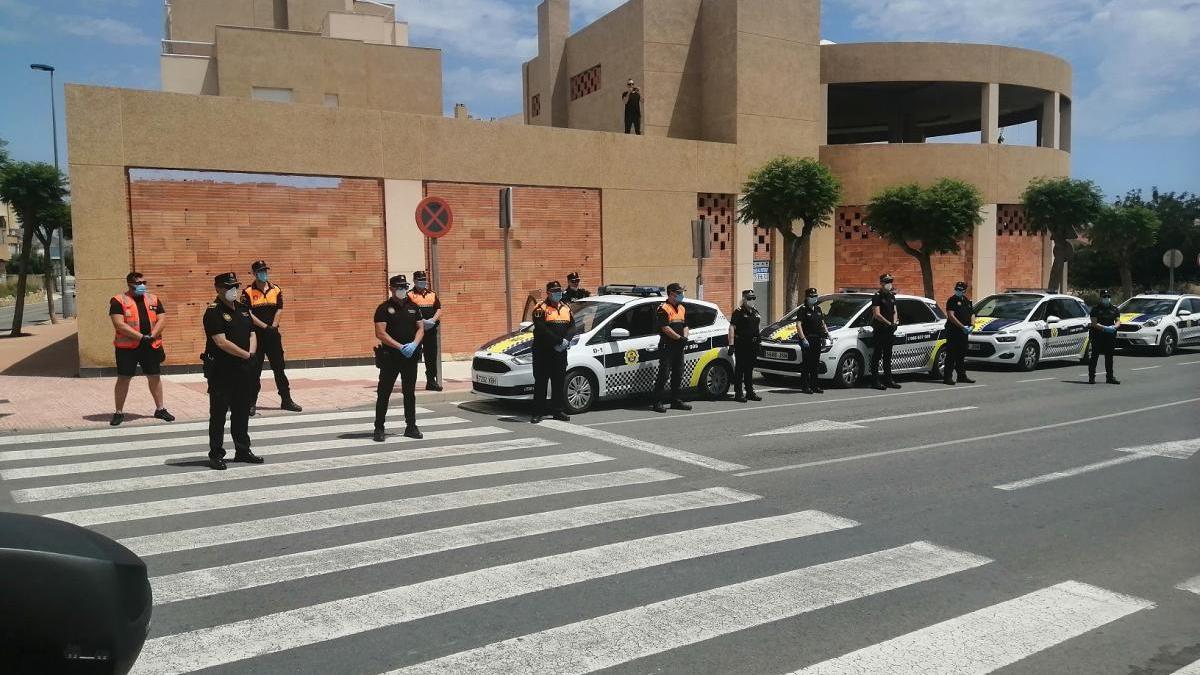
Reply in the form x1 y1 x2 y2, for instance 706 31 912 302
1 331 79 377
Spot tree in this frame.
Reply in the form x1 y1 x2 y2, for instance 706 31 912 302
36 202 72 323
1117 188 1200 287
0 161 69 336
739 156 843 310
1087 204 1160 299
1022 177 1104 292
866 178 983 299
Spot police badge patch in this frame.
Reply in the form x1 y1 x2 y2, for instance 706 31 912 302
387 307 396 314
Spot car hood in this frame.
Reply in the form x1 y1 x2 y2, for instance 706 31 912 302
762 318 854 344
1119 312 1161 325
480 329 535 357
972 317 1022 333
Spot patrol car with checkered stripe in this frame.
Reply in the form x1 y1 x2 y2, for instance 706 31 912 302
1113 293 1200 356
471 286 735 413
964 290 1091 370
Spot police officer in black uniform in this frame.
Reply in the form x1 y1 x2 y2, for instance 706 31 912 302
796 287 830 394
728 289 762 403
530 280 575 424
1088 289 1122 385
562 272 591 302
652 283 693 413
373 274 425 442
202 272 263 471
943 280 977 385
869 273 901 390
408 270 443 391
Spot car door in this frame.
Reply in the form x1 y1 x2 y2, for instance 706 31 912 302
893 299 941 372
593 302 660 396
682 302 723 386
1183 299 1200 342
1054 299 1090 356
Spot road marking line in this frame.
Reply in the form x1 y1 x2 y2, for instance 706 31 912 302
995 437 1200 491
1 425 507 479
1017 377 1054 383
0 415 468 464
11 433 537 502
850 406 977 424
539 419 746 471
735 397 1200 477
120 468 682 557
1177 574 1200 595
788 581 1152 674
388 541 989 675
1130 365 1161 371
1180 360 1200 365
585 385 987 427
746 407 978 438
129 510 860 675
151 487 762 604
44 452 614 527
0 408 430 446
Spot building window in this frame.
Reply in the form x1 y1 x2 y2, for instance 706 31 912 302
251 87 294 103
324 93 339 108
530 94 541 118
570 64 601 101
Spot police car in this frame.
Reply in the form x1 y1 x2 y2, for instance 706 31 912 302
756 291 950 388
1114 293 1200 356
965 290 1091 370
470 286 735 413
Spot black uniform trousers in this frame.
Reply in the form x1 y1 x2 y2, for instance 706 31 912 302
1088 332 1116 379
375 348 418 430
249 328 291 403
733 344 758 396
206 362 252 459
944 328 968 380
801 338 823 385
625 112 642 135
870 326 896 379
532 347 568 415
653 343 686 402
421 328 439 382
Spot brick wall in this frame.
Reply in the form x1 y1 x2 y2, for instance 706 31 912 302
698 193 735 315
996 204 1045 291
423 182 602 356
127 173 386 366
833 205 973 303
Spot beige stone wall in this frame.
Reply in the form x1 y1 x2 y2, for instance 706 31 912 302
698 0 738 144
642 0 702 138
213 26 441 115
286 0 350 32
563 0 645 134
167 0 281 42
160 54 219 95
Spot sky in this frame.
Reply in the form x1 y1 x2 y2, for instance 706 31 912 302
1 0 1197 199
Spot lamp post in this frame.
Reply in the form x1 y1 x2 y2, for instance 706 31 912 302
30 63 71 317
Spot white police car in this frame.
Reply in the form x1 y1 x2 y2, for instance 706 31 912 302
1114 293 1200 356
756 292 950 388
470 286 735 413
965 290 1091 370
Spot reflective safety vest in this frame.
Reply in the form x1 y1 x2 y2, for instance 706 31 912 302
659 301 686 325
407 289 439 320
112 292 161 349
244 284 282 308
537 302 573 325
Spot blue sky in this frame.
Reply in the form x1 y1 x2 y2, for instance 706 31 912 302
1 0 1197 199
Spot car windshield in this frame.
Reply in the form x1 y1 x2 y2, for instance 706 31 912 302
777 296 869 331
1120 298 1176 315
974 295 1039 320
570 300 623 333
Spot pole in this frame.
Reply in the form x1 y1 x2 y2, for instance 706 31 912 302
696 257 704 301
49 69 59 172
503 227 513 332
1169 262 1174 293
429 238 441 387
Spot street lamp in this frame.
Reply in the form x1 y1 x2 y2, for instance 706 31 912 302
30 63 71 317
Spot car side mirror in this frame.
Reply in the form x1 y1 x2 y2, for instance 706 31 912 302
1046 315 1061 324
610 327 630 339
1179 310 1193 318
519 321 533 330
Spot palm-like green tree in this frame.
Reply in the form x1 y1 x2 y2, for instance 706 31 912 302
0 161 69 335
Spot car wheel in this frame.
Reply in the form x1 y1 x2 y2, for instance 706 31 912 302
1018 341 1040 371
833 351 863 389
1158 329 1177 357
700 361 732 399
930 346 948 379
563 368 597 415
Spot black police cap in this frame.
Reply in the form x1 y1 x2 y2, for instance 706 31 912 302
666 282 685 294
413 270 428 282
880 273 894 283
805 287 819 297
1099 289 1112 298
214 272 239 288
251 260 270 273
955 281 968 291
389 274 409 288
567 272 580 282
546 280 563 292
741 289 756 300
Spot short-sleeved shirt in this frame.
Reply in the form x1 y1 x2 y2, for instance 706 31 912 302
109 295 166 335
1090 303 1121 330
532 301 575 350
656 301 687 348
871 290 896 326
797 304 827 337
406 289 442 324
946 294 973 327
203 299 253 365
242 283 283 327
374 296 421 347
729 306 761 343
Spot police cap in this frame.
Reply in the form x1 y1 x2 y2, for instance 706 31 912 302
413 270 428 282
251 260 270 273
879 273 894 283
214 272 240 288
741 289 756 301
1099 289 1112 298
389 274 409 289
567 272 580 283
955 280 968 291
546 280 563 293
805 287 819 298
666 282 685 294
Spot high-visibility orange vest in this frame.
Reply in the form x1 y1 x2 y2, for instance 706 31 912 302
112 292 162 349
407 289 438 307
659 301 686 324
537 302 573 325
244 284 282 308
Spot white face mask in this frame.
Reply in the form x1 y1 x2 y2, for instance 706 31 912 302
884 283 894 292
743 299 755 309
223 288 240 303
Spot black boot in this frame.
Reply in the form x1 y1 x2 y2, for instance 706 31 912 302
233 449 264 464
373 428 386 442
734 387 747 403
886 378 901 389
280 395 303 412
552 411 571 422
1106 376 1121 385
404 424 423 439
747 390 763 401
652 401 667 413
958 374 975 384
671 400 693 411
870 375 886 391
811 380 823 394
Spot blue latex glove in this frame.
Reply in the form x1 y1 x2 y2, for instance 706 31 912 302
800 339 810 348
400 342 418 358
1105 325 1117 334
422 319 436 330
963 326 972 334
554 339 569 352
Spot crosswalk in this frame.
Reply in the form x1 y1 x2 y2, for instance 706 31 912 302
0 407 1183 674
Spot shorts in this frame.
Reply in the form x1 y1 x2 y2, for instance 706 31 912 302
115 345 165 377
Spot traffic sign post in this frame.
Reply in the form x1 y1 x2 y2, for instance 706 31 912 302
499 188 515 332
692 218 711 300
1163 248 1183 292
415 196 454 387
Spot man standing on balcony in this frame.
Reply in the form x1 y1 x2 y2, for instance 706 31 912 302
622 79 643 135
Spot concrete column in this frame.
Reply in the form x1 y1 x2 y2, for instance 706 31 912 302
1041 234 1054 288
818 84 829 145
972 205 997 297
384 179 426 282
804 215 836 293
1060 98 1072 153
981 83 1000 144
1040 91 1060 149
537 0 570 128
734 204 754 300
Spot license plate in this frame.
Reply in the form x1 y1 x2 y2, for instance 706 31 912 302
474 374 497 385
967 343 983 352
763 349 790 361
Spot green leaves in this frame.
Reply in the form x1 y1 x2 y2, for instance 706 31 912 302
1088 204 1160 259
866 178 983 256
1021 177 1104 241
738 156 843 238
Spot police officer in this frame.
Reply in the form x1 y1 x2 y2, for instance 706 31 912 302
652 283 693 413
243 260 302 416
869 273 901 390
563 272 591 302
1088 289 1122 385
202 272 262 471
374 275 425 442
408 270 443 391
796 287 830 394
942 280 977 385
530 280 575 423
728 289 762 403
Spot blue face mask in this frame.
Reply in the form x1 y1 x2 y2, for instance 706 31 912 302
550 292 563 303
955 290 965 298
415 281 428 290
673 293 685 303
1101 298 1112 305
806 297 817 306
133 283 147 296
255 271 269 283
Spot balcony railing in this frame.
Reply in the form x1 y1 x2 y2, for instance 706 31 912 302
161 39 213 57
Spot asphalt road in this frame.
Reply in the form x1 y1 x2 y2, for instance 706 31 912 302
1 346 1197 674
0 295 55 328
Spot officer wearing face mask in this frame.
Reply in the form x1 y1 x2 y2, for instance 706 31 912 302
201 272 262 470
407 270 444 391
563 272 591 302
374 275 425 442
869 273 901 390
1088 289 1121 385
652 283 693 413
243 260 302 415
796 288 830 395
942 280 976 385
108 271 173 426
530 280 575 423
728 289 762 403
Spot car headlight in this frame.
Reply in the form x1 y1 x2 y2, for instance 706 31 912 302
570 335 581 346
511 354 533 365
995 335 1018 343
1144 319 1159 327
1000 326 1020 334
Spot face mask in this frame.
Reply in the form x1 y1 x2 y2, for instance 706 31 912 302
806 297 817 306
415 281 428 290
255 271 269 283
744 299 755 309
884 283 894 292
1101 298 1111 305
223 288 240 303
133 284 147 296
955 290 965 298
550 292 563 303
393 286 408 298
673 293 684 303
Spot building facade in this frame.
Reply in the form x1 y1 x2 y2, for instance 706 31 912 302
67 0 1069 375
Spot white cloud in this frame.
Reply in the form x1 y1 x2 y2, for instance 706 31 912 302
57 16 154 46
